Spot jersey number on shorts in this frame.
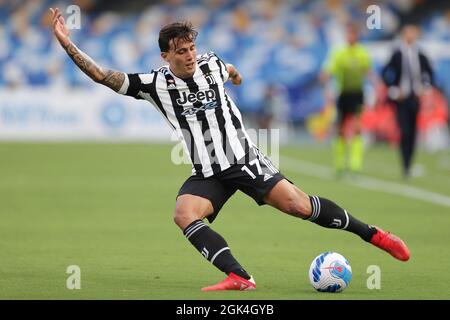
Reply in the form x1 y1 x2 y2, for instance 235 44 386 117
241 159 262 179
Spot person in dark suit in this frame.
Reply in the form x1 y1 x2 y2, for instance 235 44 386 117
382 25 434 178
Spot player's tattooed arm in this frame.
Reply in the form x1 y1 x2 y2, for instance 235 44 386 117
50 7 125 92
63 42 125 91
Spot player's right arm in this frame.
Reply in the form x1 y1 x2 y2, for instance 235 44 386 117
50 8 125 92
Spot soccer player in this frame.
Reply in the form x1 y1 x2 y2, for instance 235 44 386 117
320 23 372 176
50 8 410 291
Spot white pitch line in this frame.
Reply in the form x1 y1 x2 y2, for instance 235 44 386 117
281 156 450 208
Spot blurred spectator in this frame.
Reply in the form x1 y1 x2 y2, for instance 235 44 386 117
417 87 449 152
1 0 449 143
381 24 434 178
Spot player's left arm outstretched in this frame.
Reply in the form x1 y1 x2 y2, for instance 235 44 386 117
49 7 125 92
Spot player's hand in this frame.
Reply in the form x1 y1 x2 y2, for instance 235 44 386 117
226 64 242 86
230 72 242 86
50 8 71 47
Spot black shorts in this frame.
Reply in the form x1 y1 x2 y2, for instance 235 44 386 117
177 147 286 223
337 91 364 124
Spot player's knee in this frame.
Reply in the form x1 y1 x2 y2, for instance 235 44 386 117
173 207 200 230
173 209 189 229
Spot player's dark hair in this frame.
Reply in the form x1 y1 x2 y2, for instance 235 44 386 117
158 21 198 52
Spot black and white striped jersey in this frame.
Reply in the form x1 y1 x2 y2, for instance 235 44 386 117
118 52 255 178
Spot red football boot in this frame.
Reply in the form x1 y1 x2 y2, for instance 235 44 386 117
370 227 410 261
201 273 256 292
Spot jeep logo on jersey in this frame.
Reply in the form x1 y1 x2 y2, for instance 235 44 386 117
176 89 216 105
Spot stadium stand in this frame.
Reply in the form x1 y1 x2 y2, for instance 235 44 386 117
1 0 449 138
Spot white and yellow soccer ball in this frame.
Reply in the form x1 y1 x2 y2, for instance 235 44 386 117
309 252 352 292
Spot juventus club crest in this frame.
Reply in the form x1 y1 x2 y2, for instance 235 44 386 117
204 73 216 85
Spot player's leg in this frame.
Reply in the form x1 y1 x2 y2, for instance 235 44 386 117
229 147 409 261
348 93 364 173
264 179 410 261
174 194 250 279
230 149 374 242
395 99 412 177
175 177 255 290
173 194 212 230
403 95 420 177
348 113 364 172
333 95 347 175
264 180 375 240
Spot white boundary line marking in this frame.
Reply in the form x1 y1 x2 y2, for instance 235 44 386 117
281 156 450 208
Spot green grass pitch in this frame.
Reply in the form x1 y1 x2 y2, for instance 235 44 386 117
1 142 449 299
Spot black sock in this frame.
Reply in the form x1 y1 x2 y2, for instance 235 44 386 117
307 196 377 242
183 220 250 279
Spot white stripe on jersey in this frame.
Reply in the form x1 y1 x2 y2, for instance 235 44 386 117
189 115 213 174
153 74 181 130
152 74 193 160
228 97 254 149
168 72 214 175
223 101 245 160
214 92 246 162
193 73 231 171
138 73 154 84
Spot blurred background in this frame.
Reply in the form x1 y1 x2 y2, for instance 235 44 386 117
1 0 449 149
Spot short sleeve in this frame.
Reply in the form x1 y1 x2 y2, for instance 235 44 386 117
212 53 229 82
118 72 156 100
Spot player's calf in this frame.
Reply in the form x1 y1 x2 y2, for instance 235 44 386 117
182 219 251 280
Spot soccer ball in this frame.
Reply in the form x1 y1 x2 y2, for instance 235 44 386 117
308 252 352 293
